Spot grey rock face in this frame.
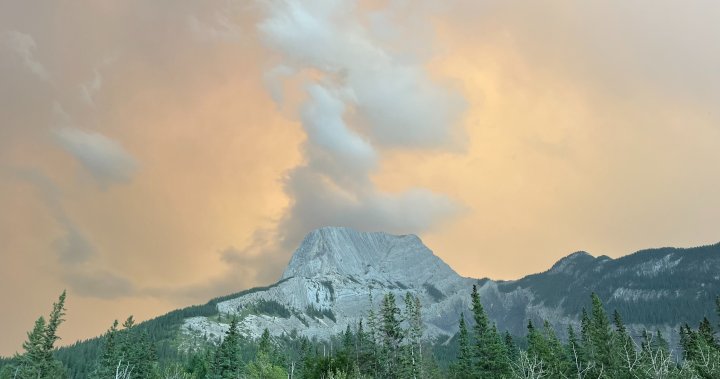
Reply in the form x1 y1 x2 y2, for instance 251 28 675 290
183 227 476 343
182 227 720 348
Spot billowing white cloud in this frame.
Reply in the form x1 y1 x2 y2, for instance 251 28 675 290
256 0 466 253
54 128 138 187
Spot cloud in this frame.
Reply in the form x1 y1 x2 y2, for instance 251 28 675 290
0 30 49 79
188 13 243 43
79 70 103 106
148 230 288 301
54 128 138 187
256 0 466 254
12 168 95 264
62 269 136 299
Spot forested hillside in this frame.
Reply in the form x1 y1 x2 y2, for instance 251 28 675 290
2 287 720 378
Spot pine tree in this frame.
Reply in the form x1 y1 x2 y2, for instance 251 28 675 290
258 328 272 356
587 293 613 377
716 296 720 330
610 309 635 379
455 314 472 379
213 317 243 379
470 285 510 378
92 320 120 378
42 291 66 372
111 316 158 378
14 291 68 379
566 325 588 378
698 317 717 348
503 331 518 362
403 292 423 379
16 317 47 378
366 290 380 377
380 293 403 377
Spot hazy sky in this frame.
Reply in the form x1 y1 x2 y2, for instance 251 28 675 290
1 0 719 355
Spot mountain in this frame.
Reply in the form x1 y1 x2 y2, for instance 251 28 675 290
182 227 475 348
179 227 720 351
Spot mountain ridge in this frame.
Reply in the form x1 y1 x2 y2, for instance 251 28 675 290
177 227 720 352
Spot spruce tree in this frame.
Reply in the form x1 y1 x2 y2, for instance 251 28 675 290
470 285 510 378
456 314 472 379
503 331 518 363
14 291 67 379
587 293 613 377
366 291 380 377
566 325 588 378
610 309 636 379
698 317 717 348
92 320 120 379
403 293 423 379
213 317 243 379
380 293 403 377
16 317 47 378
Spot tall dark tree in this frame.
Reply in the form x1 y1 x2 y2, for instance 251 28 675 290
470 284 510 378
91 320 120 379
587 293 613 377
14 291 67 379
213 317 243 379
380 293 403 377
455 313 472 379
698 317 717 348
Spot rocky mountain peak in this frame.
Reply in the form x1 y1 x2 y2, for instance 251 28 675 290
281 226 458 285
548 251 595 274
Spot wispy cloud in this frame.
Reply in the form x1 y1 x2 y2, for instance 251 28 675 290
54 128 138 188
1 30 49 79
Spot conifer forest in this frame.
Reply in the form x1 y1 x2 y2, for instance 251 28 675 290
2 286 719 379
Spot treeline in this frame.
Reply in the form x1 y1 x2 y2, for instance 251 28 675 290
2 287 720 378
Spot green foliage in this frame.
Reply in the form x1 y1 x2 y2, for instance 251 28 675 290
470 284 511 378
212 317 243 378
246 351 287 379
454 313 472 379
6 285 720 379
248 299 292 319
11 291 68 379
306 305 337 322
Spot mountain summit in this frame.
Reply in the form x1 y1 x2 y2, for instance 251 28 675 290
183 227 473 346
181 227 720 349
282 227 458 284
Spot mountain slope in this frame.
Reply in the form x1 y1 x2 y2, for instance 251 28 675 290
183 227 475 347
180 227 720 350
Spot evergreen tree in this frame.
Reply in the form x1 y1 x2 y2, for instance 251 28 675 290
698 317 717 348
366 291 380 377
91 320 120 379
379 293 403 377
258 328 272 356
566 325 588 378
455 314 472 379
246 351 287 379
14 291 67 379
503 331 518 363
587 293 613 377
717 296 720 329
403 292 423 379
212 317 243 379
526 320 569 378
113 316 158 378
610 309 635 379
16 317 47 378
470 285 510 378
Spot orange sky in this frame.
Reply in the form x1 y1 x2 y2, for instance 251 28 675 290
1 1 719 356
